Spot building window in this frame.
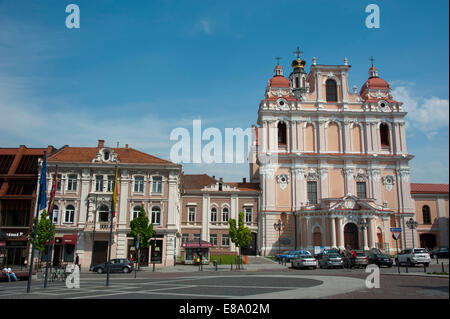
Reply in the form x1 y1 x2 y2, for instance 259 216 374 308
104 151 110 161
134 176 144 193
98 205 109 222
182 234 189 244
222 234 230 247
357 182 367 199
67 174 77 191
211 208 217 222
218 183 223 191
152 176 162 193
52 205 59 224
326 79 338 102
307 181 317 204
277 122 287 145
380 123 390 148
65 205 75 223
210 234 218 246
151 206 161 225
245 207 252 223
52 174 62 191
132 206 141 220
222 208 229 222
295 77 299 88
107 175 115 192
193 233 200 242
95 175 104 192
422 205 431 225
188 207 195 222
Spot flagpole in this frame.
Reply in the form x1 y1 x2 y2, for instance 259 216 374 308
43 165 57 288
106 165 117 287
27 151 46 293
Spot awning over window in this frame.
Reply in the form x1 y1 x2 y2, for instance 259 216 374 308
181 240 213 248
62 234 77 245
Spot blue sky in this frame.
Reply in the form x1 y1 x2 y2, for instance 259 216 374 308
0 0 448 183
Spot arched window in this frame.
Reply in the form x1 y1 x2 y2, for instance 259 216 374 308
211 208 217 222
295 77 299 88
132 205 141 220
98 205 109 222
422 205 431 225
380 123 390 148
151 206 161 225
222 207 229 222
277 122 287 146
65 205 75 223
326 79 338 102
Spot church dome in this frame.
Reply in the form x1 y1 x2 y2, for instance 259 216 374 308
269 75 290 87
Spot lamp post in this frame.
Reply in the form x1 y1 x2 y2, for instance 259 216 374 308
273 219 285 264
359 219 368 254
406 218 418 248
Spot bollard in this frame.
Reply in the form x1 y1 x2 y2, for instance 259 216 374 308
153 263 155 272
424 263 427 273
442 262 445 273
405 262 408 273
436 256 439 264
397 262 400 274
215 261 218 271
231 262 233 271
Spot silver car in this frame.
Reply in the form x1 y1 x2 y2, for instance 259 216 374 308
292 255 318 269
319 253 344 269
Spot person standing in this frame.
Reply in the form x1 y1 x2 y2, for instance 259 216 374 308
75 253 80 271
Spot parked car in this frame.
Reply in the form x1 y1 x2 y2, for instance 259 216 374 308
429 247 449 259
285 250 312 262
92 258 134 274
292 255 318 269
395 248 430 267
276 250 295 261
343 251 369 268
368 253 393 267
319 253 344 269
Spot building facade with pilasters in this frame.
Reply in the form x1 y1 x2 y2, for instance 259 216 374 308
43 140 182 269
251 55 418 255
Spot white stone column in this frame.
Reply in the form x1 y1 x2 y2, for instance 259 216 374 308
318 120 326 153
362 223 369 251
367 217 375 248
316 72 323 103
291 121 297 152
343 168 354 196
330 217 336 248
400 122 407 154
319 167 328 199
343 121 351 153
306 217 312 250
78 169 90 226
119 170 129 226
337 217 344 249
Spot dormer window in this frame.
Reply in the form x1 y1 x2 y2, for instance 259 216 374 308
104 151 110 161
218 183 223 191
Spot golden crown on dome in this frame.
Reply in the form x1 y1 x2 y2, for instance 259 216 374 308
291 47 306 69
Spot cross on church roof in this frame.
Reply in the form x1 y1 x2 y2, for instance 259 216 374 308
275 56 281 65
294 47 303 58
369 56 375 67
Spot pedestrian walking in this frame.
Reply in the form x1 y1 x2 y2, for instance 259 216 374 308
75 253 80 270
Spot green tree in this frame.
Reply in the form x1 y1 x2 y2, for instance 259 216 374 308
30 210 55 266
129 205 154 268
229 211 252 268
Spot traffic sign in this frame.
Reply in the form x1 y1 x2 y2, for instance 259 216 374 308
390 227 402 233
392 233 401 240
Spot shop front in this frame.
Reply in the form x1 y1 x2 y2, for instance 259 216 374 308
50 234 78 266
181 240 213 265
2 228 29 270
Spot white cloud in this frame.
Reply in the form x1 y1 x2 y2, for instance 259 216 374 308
392 85 449 139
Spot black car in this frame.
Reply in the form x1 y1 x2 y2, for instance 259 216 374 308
368 253 393 267
92 258 134 274
430 247 449 259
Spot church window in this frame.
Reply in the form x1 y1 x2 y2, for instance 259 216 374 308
422 205 431 225
307 181 317 204
278 122 287 146
380 123 390 148
326 79 338 102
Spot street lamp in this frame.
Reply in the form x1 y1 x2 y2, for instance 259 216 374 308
406 218 418 248
273 219 285 264
359 219 368 254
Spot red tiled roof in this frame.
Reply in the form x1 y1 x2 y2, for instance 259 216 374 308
269 75 290 87
411 183 449 194
225 182 260 192
48 146 176 165
182 174 217 190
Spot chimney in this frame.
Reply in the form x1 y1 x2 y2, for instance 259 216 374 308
98 139 105 148
125 144 129 149
212 176 215 180
219 177 223 182
242 177 246 183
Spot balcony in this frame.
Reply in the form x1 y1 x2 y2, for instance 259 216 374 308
84 221 115 232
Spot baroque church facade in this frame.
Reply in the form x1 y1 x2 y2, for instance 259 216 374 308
249 53 445 255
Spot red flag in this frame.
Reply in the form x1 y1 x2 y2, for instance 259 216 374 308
47 165 58 219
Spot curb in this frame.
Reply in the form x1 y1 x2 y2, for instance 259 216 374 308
382 273 449 278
